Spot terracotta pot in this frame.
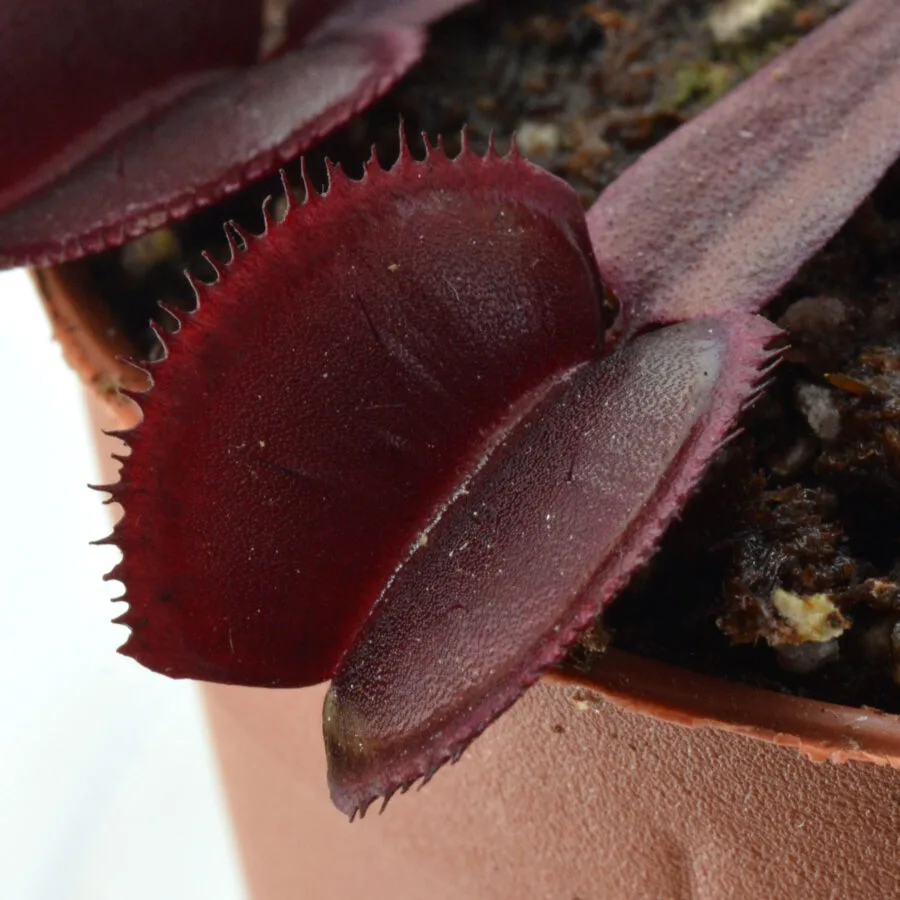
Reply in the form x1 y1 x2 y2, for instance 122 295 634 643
202 669 900 900
80 344 900 899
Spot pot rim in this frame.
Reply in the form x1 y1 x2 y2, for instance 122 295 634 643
32 265 146 427
547 647 900 768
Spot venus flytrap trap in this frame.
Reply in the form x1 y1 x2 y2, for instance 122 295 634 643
2 0 900 821
0 0 473 268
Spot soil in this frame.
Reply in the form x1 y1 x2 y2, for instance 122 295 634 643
67 0 900 711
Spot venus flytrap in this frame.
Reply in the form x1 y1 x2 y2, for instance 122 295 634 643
2 0 899 819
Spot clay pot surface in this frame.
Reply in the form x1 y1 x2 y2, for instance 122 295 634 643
204 674 900 900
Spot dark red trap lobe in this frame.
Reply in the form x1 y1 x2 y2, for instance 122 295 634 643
109 143 605 687
0 0 476 269
0 0 259 216
0 25 422 268
325 313 779 816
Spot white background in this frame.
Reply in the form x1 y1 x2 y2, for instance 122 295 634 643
0 269 247 900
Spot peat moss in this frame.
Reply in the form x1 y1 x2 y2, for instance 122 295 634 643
89 0 899 711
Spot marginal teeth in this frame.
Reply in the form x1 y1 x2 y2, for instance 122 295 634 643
199 250 225 281
111 608 132 627
378 789 397 814
87 481 119 499
224 219 253 254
